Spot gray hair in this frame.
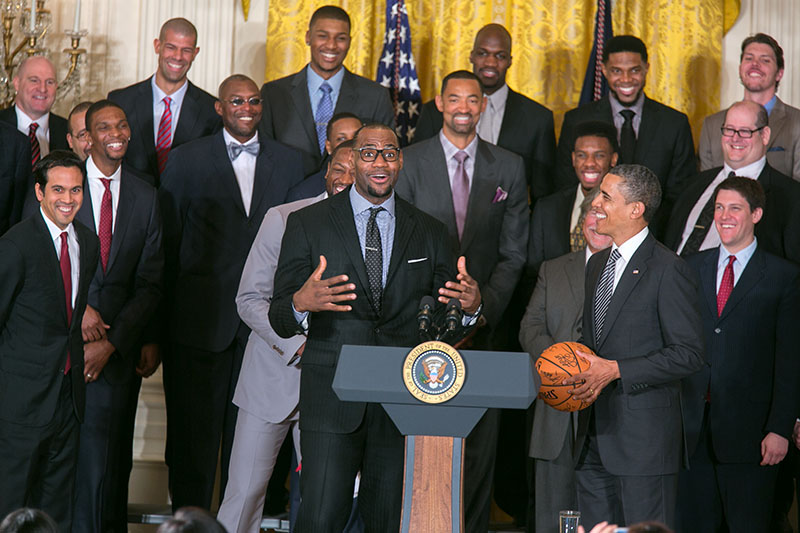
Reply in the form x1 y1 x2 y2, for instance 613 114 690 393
610 164 661 223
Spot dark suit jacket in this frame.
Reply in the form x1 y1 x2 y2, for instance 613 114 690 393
286 166 326 202
108 78 221 185
159 131 304 352
663 164 800 264
580 232 705 476
414 88 556 203
395 136 528 327
259 67 394 176
683 246 800 464
75 165 163 384
556 95 696 232
527 186 576 282
269 188 459 433
0 121 31 235
0 214 99 426
0 105 69 152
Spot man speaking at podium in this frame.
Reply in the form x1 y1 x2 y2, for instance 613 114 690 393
270 123 482 533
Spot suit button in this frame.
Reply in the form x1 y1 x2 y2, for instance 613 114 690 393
577 326 582 334
714 328 721 334
374 327 381 334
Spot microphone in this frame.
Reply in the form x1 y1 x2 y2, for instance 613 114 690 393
444 298 462 333
417 296 435 341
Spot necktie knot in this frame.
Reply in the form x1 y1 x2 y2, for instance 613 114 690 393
368 206 384 222
320 82 333 95
453 150 468 164
60 231 68 246
727 171 737 179
29 122 39 134
163 96 172 108
100 178 112 191
620 109 635 122
608 248 621 264
727 255 736 266
228 142 260 160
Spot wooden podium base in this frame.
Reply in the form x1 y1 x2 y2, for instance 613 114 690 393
399 435 464 533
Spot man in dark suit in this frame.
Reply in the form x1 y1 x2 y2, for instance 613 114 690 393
414 24 556 203
0 56 69 162
259 5 394 176
664 100 800 264
678 177 800 532
699 33 800 181
286 111 362 201
563 164 705 528
71 100 163 533
66 101 93 162
0 121 31 235
159 74 304 511
108 18 220 185
396 69 527 533
520 189 612 533
0 151 99 531
556 36 696 233
269 123 482 532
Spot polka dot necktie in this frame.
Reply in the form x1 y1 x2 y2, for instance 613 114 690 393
315 82 333 154
365 207 384 314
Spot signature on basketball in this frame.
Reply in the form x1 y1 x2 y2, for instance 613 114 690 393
554 354 580 367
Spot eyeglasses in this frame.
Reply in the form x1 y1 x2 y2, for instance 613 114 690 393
224 97 263 107
720 125 765 138
357 147 400 162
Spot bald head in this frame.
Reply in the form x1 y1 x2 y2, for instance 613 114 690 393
721 100 770 169
13 56 57 120
470 24 512 94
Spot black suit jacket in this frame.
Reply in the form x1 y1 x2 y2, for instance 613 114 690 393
580 232 705 475
286 166 326 202
0 214 99 426
269 188 459 433
683 246 800 464
75 165 163 384
527 186 576 280
108 78 221 185
0 121 31 235
259 67 394 176
0 105 69 152
663 164 800 264
414 88 556 203
395 136 528 327
556 95 696 232
160 131 304 352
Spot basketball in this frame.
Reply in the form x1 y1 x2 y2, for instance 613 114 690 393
535 342 593 412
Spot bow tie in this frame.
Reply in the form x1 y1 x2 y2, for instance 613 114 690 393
228 142 259 160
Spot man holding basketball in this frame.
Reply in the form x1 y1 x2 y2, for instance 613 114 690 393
564 164 705 529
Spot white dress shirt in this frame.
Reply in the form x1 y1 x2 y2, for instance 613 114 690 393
86 156 122 233
151 76 188 145
15 105 51 156
224 129 258 216
609 226 649 291
41 208 80 307
477 83 508 145
716 238 757 291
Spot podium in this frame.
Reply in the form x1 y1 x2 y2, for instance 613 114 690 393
333 343 538 533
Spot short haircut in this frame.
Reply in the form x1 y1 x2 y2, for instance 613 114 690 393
156 507 226 533
33 150 86 189
0 508 58 533
603 35 648 63
159 18 197 43
572 120 619 154
218 74 257 99
724 100 769 129
327 112 362 140
440 70 484 95
714 175 766 213
85 100 125 132
354 123 399 146
609 163 661 223
309 5 350 31
580 186 601 216
330 138 356 159
741 33 784 88
67 101 93 134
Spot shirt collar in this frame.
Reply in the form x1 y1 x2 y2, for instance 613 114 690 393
349 184 396 218
764 94 778 115
15 104 49 133
723 156 766 180
485 83 509 109
438 129 479 161
306 64 345 96
151 75 189 108
612 225 649 263
40 207 75 241
86 155 122 181
223 128 259 147
609 92 645 118
719 236 758 268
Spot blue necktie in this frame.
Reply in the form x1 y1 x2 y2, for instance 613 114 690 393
315 82 334 154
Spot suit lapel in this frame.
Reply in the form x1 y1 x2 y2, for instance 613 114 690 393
699 250 719 320
767 99 787 150
290 69 319 153
718 246 765 322
386 198 416 290
633 97 657 162
496 89 520 146
76 175 95 230
565 251 585 308
210 132 248 217
422 139 459 238
106 169 136 272
585 247 608 346
133 80 156 161
34 215 69 325
249 136 275 220
461 141 496 251
329 190 371 305
173 82 202 147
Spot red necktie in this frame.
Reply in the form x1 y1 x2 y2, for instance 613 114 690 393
60 232 73 374
29 122 41 166
156 96 173 173
717 255 735 316
98 178 113 271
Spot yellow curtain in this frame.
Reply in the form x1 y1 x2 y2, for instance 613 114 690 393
265 0 740 143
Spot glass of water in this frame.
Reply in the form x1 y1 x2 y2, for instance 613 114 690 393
559 510 581 533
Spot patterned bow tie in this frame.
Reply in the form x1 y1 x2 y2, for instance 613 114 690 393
228 142 259 160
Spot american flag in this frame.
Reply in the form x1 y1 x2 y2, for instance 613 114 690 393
376 0 421 146
579 0 613 105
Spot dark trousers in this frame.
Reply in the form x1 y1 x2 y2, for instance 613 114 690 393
73 372 136 532
0 374 79 532
464 408 500 533
295 403 404 533
677 410 778 533
164 335 245 511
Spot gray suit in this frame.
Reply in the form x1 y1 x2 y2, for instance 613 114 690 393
217 194 323 533
699 97 800 180
520 250 585 533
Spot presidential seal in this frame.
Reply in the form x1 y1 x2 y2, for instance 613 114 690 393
403 341 466 404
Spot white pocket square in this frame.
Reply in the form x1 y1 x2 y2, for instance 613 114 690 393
407 257 428 264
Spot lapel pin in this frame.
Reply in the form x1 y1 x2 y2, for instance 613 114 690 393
632 269 639 275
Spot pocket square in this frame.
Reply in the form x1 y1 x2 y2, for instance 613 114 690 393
407 257 428 264
768 146 785 152
492 187 508 203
